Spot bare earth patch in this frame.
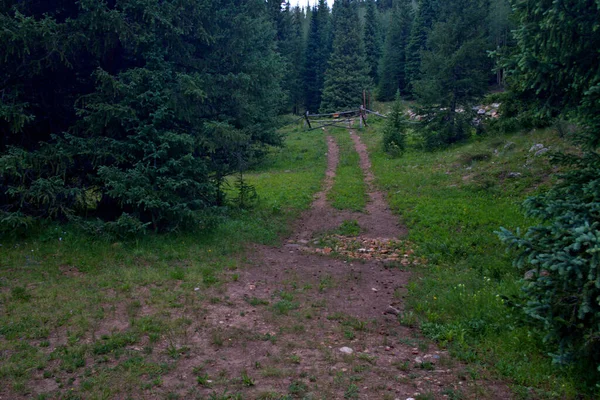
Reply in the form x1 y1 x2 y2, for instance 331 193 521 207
12 129 514 399
147 130 513 399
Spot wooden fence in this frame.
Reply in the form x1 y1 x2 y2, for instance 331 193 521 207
302 106 386 131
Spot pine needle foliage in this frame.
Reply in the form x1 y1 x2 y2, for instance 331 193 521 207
320 0 371 113
498 0 600 377
382 91 407 157
0 0 284 235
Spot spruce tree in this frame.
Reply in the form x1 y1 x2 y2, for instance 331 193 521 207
498 0 600 373
377 0 412 100
0 0 285 234
412 0 489 148
320 0 371 113
363 0 381 85
405 0 438 95
303 0 332 113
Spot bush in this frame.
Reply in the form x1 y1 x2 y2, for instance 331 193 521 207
382 92 407 157
497 152 600 373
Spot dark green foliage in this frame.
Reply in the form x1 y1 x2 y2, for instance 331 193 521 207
286 6 308 114
487 0 514 86
320 0 371 113
505 0 600 122
304 0 332 113
378 0 412 100
382 92 407 157
0 0 284 234
413 0 489 149
405 0 438 94
498 0 600 376
271 3 306 114
363 0 381 85
498 153 600 373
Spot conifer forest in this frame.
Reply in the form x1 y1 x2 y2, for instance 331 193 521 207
1 0 600 398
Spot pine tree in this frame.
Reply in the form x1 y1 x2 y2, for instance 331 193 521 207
487 0 513 86
498 0 600 373
0 0 285 234
377 0 412 100
303 0 332 113
382 91 407 156
320 0 371 113
404 0 437 95
273 3 306 114
412 0 489 148
363 0 381 85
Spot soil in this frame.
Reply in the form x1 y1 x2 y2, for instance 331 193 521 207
16 129 513 399
153 130 513 399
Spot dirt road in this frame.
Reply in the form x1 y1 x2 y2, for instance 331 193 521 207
156 131 512 399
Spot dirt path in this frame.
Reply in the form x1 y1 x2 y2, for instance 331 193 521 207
158 130 511 399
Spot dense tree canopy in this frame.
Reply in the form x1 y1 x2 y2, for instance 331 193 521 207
378 0 412 100
320 0 371 112
0 0 284 234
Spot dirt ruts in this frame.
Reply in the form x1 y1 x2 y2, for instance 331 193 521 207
157 129 512 399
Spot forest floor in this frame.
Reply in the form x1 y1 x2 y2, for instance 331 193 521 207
146 130 512 399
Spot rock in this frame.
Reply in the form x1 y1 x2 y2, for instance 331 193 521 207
384 306 401 316
507 172 522 178
339 347 354 354
298 240 309 245
529 143 545 153
371 288 378 292
535 148 550 156
524 269 536 280
414 356 423 363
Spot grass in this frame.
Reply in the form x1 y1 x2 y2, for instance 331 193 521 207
0 122 327 399
360 118 592 397
327 128 368 211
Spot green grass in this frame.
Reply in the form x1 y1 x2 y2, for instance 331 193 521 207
327 128 368 211
360 121 591 398
0 122 327 399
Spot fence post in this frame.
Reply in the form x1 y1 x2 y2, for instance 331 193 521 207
304 111 312 130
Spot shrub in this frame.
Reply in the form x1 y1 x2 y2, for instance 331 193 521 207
497 152 600 373
382 92 407 157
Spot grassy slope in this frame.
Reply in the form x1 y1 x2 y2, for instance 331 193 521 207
361 119 590 398
0 124 326 398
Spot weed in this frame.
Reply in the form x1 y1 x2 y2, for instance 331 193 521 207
418 361 435 370
442 388 464 400
211 329 225 347
288 380 308 396
289 354 301 364
92 332 138 355
196 373 211 386
240 370 255 387
344 384 359 399
246 296 269 306
335 220 361 237
357 353 376 364
393 360 411 371
272 300 299 315
11 286 31 302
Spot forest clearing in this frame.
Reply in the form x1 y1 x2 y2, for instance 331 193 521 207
2 0 600 398
0 119 589 399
